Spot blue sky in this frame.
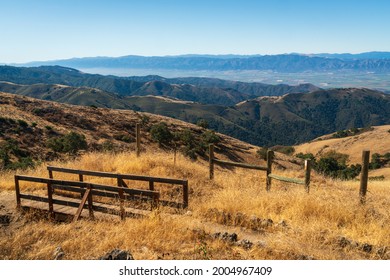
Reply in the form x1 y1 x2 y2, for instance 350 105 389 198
1 0 389 63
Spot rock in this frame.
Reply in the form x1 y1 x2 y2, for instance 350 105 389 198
336 236 351 248
220 232 237 242
237 239 253 250
360 243 373 253
184 211 192 216
99 249 134 260
0 214 11 226
53 246 65 260
278 220 288 227
212 232 238 242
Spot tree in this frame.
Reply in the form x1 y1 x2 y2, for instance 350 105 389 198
196 119 209 129
150 122 173 146
47 132 88 154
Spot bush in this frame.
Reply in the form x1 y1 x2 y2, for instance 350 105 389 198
113 133 133 143
150 122 173 146
201 130 220 145
296 152 316 161
101 140 114 152
17 119 29 128
196 119 209 129
140 115 150 126
272 145 295 155
257 147 268 160
47 132 88 154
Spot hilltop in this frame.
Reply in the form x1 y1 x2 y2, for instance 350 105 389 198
0 65 317 106
0 72 390 146
0 91 264 168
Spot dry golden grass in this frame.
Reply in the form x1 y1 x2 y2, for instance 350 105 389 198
294 125 390 164
1 150 389 260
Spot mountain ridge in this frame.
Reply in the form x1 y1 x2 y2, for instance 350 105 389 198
15 53 390 73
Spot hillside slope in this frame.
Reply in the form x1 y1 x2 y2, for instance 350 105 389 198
2 81 390 147
295 125 390 164
0 92 264 167
0 65 318 106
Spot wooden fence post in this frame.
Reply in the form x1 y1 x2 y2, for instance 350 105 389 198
47 182 54 219
359 150 370 204
304 159 311 193
209 144 214 180
136 123 141 157
183 181 189 209
15 176 21 209
266 150 274 191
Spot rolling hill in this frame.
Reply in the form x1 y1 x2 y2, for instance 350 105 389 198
0 65 317 106
294 125 390 164
0 91 262 168
1 80 390 147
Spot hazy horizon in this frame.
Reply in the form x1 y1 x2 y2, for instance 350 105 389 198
1 0 390 63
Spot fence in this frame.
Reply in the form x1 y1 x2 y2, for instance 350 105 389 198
47 166 189 209
209 145 373 202
209 144 311 192
15 175 160 221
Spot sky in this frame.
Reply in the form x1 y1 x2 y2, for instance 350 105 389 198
1 0 390 63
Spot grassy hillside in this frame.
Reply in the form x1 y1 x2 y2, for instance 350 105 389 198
0 92 263 169
0 65 318 106
1 150 389 260
295 125 390 163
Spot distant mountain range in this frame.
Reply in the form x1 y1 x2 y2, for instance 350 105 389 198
1 66 389 147
13 52 390 73
0 65 318 106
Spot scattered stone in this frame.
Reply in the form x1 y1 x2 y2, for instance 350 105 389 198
277 220 288 227
0 215 11 226
211 232 238 242
336 236 352 248
99 249 134 260
237 239 253 250
360 243 373 253
184 211 192 216
53 246 65 260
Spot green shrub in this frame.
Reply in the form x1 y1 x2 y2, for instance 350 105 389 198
17 119 29 128
101 140 114 152
47 132 88 154
201 130 220 145
140 115 150 126
257 147 268 160
196 119 209 129
113 133 133 143
150 122 173 146
272 145 295 155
